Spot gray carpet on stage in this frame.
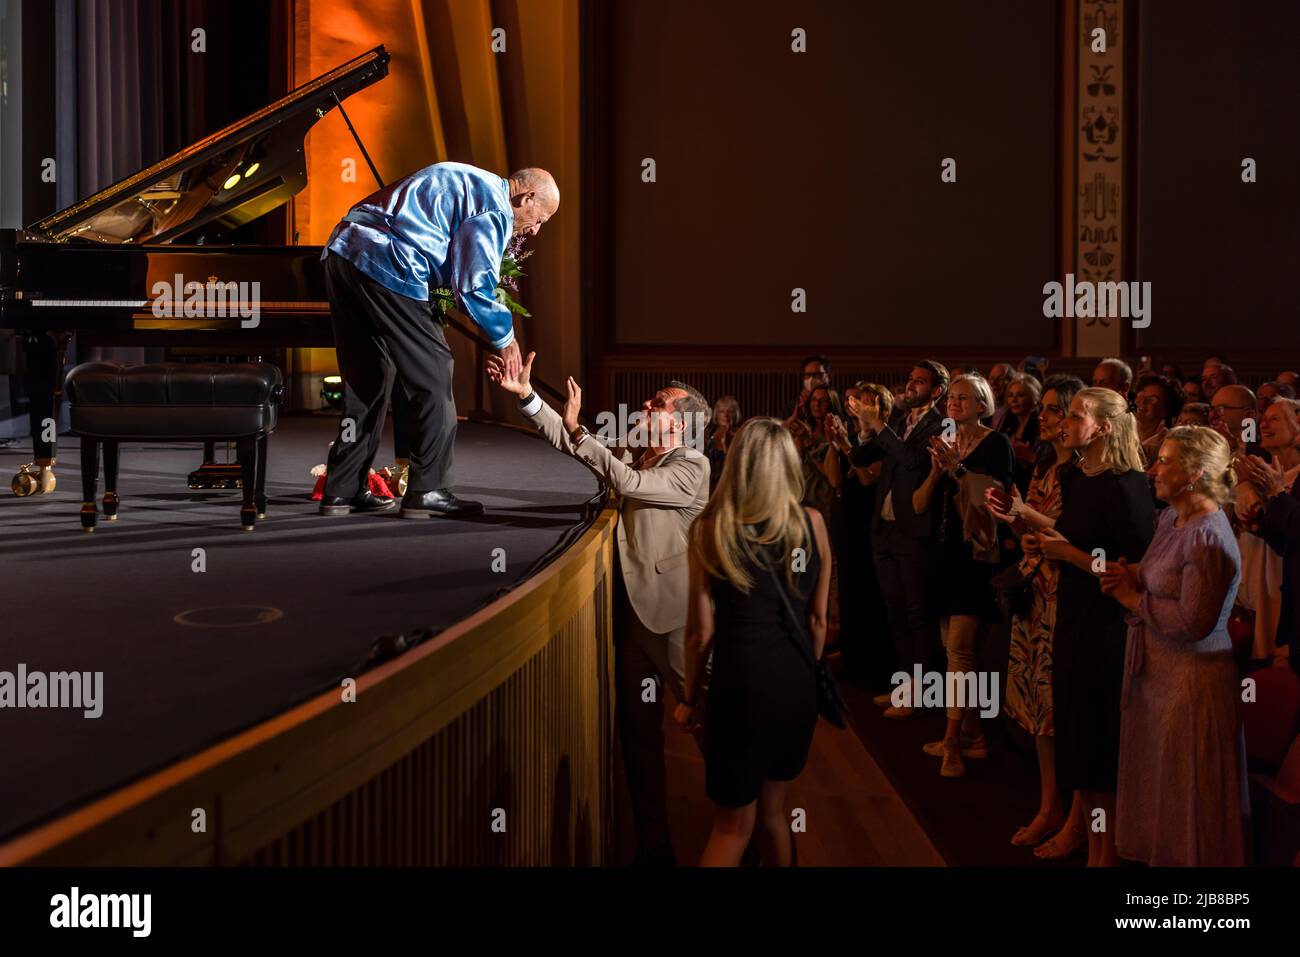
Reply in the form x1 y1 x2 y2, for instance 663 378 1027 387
0 414 602 842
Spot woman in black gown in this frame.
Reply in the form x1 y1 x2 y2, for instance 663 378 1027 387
912 374 1015 778
676 417 833 866
1033 386 1155 866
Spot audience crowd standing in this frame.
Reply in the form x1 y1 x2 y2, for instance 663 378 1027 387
551 351 1296 866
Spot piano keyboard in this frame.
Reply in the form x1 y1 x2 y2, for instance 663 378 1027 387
29 299 328 310
31 300 150 307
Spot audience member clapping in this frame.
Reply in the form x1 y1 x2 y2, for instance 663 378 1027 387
1100 426 1248 865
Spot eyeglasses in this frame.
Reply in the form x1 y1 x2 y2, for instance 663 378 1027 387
1210 404 1253 415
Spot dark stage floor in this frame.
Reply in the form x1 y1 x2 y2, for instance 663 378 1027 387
0 414 602 842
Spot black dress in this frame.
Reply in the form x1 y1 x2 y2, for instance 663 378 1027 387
934 431 1016 621
1052 466 1156 793
705 510 821 808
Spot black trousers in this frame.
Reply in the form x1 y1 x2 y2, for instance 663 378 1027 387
322 253 456 499
612 560 685 855
871 522 939 678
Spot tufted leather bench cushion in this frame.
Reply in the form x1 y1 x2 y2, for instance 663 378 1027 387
65 361 283 440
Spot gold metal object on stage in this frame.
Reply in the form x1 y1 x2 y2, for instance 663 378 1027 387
11 459 56 496
380 459 409 497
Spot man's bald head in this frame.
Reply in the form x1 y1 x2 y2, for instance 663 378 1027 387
507 168 559 237
1210 384 1257 447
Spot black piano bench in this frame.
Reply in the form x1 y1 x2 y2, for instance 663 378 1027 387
64 362 283 532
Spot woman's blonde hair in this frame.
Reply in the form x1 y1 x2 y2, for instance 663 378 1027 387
691 417 810 594
859 382 894 421
1008 373 1042 407
1077 386 1146 473
951 373 996 418
1163 425 1236 505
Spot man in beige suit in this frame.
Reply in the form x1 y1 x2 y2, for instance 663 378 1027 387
487 350 710 865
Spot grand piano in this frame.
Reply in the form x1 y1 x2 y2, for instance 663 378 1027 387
0 45 390 495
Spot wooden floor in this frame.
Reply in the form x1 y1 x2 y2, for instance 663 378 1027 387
662 709 945 866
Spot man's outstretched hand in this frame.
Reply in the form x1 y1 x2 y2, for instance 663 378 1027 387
562 376 583 434
498 340 522 383
487 348 535 397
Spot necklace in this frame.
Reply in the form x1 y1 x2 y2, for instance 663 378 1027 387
1078 454 1108 477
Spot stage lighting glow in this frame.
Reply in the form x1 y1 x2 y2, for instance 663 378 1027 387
244 162 260 178
321 375 345 410
222 173 241 190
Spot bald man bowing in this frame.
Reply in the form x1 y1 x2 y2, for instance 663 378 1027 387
319 162 559 518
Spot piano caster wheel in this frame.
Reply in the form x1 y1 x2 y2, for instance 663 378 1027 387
12 469 37 497
80 503 98 533
12 462 56 496
240 505 257 531
103 492 120 520
256 513 267 520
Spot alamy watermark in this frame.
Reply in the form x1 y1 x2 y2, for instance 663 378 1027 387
0 664 103 718
50 887 150 937
151 273 261 328
591 404 709 450
1042 273 1151 328
890 665 1000 718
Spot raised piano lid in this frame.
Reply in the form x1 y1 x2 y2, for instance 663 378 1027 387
25 46 390 246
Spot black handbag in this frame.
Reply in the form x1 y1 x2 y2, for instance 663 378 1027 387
762 558 850 729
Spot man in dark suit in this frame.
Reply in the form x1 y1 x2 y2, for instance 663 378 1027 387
848 360 950 717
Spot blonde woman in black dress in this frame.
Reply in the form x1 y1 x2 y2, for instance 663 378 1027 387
676 418 833 866
1032 387 1155 866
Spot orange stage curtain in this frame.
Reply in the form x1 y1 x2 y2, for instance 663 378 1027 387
288 0 579 425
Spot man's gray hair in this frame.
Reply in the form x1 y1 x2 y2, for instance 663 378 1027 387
1099 357 1134 390
669 380 711 447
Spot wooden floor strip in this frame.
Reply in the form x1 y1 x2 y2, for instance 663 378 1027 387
662 711 945 866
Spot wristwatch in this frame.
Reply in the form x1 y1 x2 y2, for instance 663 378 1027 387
953 464 969 479
569 424 590 446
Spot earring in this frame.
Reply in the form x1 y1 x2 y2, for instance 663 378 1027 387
1186 482 1195 492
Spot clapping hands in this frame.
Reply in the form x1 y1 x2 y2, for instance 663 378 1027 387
825 413 852 453
1099 556 1141 610
846 393 885 434
1238 453 1288 501
927 434 961 475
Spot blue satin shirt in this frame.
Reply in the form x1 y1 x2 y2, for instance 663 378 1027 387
323 161 516 349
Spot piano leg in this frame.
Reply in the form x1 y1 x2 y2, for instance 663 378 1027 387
103 440 120 520
12 332 66 496
254 434 269 518
80 435 99 533
238 437 258 531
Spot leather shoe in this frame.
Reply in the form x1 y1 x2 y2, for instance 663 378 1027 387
319 490 397 516
399 487 485 518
